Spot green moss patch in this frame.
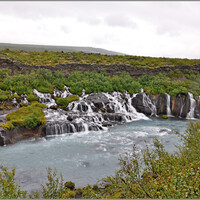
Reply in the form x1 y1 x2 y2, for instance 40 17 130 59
162 115 168 119
56 95 79 108
0 102 46 130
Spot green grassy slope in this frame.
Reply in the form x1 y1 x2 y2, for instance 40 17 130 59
1 48 200 68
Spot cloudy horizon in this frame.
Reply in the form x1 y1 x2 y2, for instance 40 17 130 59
0 1 200 59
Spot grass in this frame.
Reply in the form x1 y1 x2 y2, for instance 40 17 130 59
1 48 200 68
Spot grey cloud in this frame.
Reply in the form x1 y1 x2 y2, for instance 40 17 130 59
77 16 102 26
93 33 118 45
104 14 137 29
156 21 181 37
60 25 70 34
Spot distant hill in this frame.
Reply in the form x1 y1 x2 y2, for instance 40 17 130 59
0 43 124 55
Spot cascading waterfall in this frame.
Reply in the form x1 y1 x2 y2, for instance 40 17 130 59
165 93 172 116
33 89 56 107
53 86 71 98
20 94 28 104
42 90 149 136
186 92 196 119
142 93 157 116
104 91 148 122
27 88 200 137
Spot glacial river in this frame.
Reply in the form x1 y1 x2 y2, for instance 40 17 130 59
0 118 189 192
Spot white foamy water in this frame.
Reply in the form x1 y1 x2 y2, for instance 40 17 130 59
186 92 196 119
0 118 189 193
166 93 172 116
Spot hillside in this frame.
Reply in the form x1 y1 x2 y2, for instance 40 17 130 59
0 43 124 55
0 47 200 69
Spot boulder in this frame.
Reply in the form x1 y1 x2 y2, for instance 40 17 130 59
86 93 109 109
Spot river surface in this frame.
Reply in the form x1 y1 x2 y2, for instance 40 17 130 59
0 118 189 192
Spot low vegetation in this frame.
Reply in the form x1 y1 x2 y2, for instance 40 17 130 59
1 48 200 68
0 102 46 129
56 95 79 108
1 121 200 198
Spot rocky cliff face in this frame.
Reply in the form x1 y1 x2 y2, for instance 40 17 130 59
0 89 200 146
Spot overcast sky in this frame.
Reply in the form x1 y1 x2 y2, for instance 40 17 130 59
0 1 200 58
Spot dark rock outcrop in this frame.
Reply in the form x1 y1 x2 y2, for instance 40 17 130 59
156 94 169 115
86 93 109 109
132 93 156 116
0 126 42 145
180 94 191 118
172 94 184 117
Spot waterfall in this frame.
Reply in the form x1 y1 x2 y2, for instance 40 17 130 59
12 97 17 105
104 91 149 122
33 89 56 107
82 89 85 96
186 92 196 119
43 91 149 136
53 86 71 98
165 93 172 116
20 94 28 104
142 93 157 116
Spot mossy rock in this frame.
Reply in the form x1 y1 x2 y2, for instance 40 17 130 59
65 181 75 190
75 188 83 198
162 115 168 119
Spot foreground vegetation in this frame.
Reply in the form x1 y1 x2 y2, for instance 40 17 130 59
1 48 200 68
1 121 200 198
0 68 200 98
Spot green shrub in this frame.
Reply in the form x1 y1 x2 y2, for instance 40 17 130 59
27 94 39 102
40 168 66 199
24 115 39 129
56 95 79 108
0 165 27 199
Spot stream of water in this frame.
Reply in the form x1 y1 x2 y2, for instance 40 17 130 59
0 118 189 192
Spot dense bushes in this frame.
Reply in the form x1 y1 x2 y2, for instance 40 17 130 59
0 102 46 129
0 68 200 99
0 69 66 95
67 70 200 97
56 95 79 108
